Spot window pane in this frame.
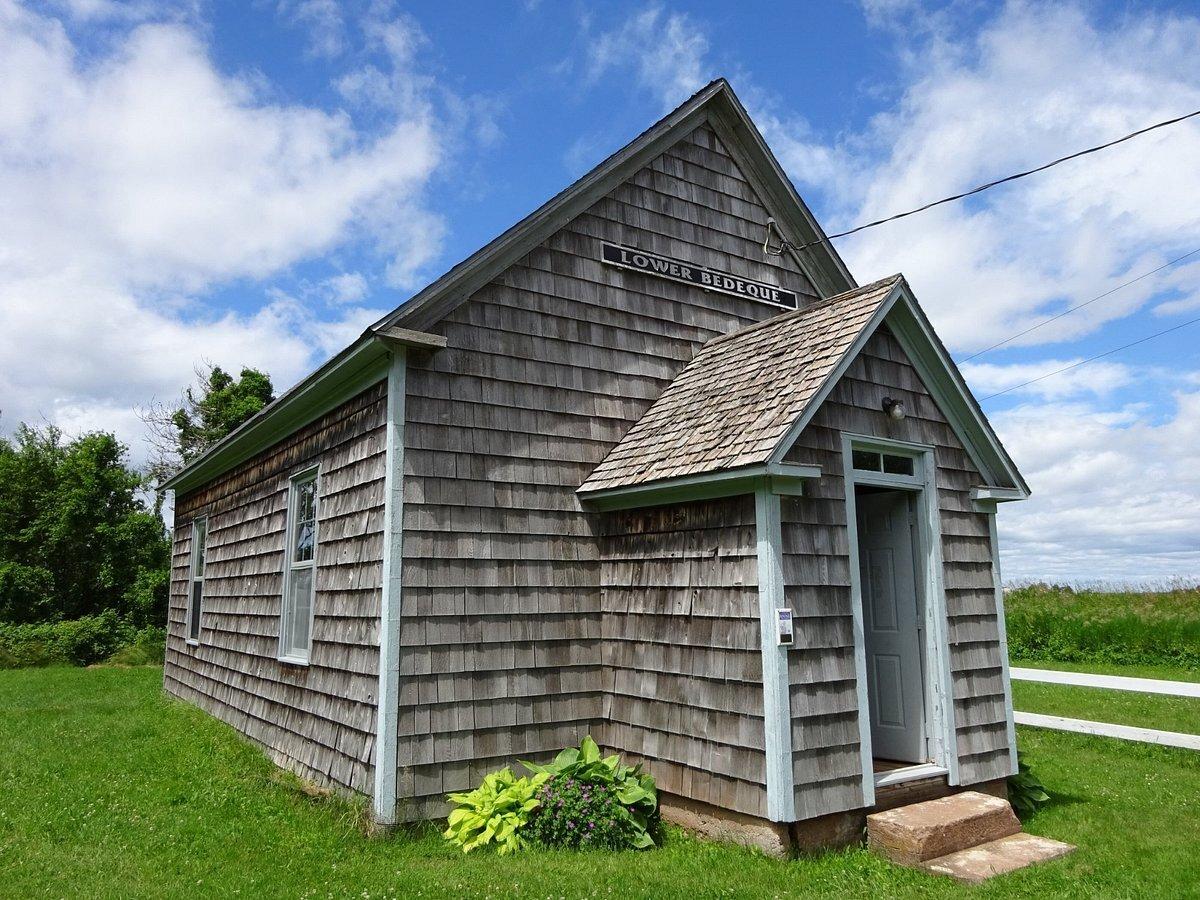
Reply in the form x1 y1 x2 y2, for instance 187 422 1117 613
194 519 207 574
883 454 915 476
852 449 882 471
292 479 317 563
188 580 203 640
284 568 313 657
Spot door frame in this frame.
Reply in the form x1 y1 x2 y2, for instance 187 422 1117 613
841 432 959 808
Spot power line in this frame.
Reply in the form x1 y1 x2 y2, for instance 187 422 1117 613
978 313 1200 401
765 107 1200 255
960 246 1200 361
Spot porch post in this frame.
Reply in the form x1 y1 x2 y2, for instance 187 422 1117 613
754 483 796 821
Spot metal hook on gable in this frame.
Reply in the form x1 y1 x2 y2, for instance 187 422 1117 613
763 217 787 257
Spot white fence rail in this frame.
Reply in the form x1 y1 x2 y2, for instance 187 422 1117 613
1011 667 1200 698
1012 666 1199 751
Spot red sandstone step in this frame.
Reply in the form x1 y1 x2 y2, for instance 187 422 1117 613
866 791 1022 865
923 832 1076 884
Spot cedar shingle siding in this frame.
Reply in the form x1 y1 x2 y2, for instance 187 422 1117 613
166 383 387 793
598 496 766 818
392 124 818 819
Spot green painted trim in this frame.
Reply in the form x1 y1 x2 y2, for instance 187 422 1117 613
577 463 821 511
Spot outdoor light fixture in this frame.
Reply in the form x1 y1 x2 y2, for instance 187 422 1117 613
882 396 906 421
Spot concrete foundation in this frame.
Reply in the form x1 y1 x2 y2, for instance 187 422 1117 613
659 778 1011 858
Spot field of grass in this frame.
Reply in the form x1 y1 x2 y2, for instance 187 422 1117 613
1012 680 1200 734
1005 583 1200 669
3 667 1200 898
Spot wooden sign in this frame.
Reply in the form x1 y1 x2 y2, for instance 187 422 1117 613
601 242 797 309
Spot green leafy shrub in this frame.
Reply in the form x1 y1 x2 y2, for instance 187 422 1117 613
104 626 166 666
522 735 660 850
1008 752 1050 820
0 611 136 668
443 768 548 855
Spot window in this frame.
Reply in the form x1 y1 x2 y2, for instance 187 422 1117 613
186 517 208 644
853 449 917 476
280 468 319 663
852 449 882 471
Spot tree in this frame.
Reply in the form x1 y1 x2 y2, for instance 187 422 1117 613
142 364 275 487
0 424 169 626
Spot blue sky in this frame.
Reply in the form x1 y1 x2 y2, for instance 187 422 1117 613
3 0 1200 581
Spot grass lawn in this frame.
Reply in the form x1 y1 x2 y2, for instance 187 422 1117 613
1012 680 1200 735
3 668 1200 898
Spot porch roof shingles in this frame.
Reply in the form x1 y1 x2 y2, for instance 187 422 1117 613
578 275 902 493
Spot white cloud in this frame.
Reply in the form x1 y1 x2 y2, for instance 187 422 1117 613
320 271 370 304
585 5 710 111
993 391 1200 581
0 0 443 457
961 359 1132 401
811 4 1200 352
278 0 347 58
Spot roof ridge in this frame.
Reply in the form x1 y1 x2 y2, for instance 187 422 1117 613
702 273 903 350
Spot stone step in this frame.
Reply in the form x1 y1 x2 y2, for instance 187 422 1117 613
866 791 1021 865
923 832 1076 884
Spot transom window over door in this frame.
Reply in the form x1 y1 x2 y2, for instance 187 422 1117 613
186 517 207 644
280 468 319 664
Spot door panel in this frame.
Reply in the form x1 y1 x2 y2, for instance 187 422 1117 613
857 491 926 763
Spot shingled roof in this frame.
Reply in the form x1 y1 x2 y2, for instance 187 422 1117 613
579 275 904 494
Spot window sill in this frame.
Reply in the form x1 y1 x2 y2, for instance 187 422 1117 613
277 655 310 667
185 639 200 648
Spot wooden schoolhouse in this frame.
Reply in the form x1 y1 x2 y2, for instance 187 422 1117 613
162 79 1029 848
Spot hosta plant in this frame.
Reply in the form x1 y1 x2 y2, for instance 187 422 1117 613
443 767 548 854
522 735 660 849
1007 752 1050 820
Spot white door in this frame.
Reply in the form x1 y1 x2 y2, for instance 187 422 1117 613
856 491 926 763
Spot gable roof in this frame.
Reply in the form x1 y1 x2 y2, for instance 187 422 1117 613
378 78 856 333
163 78 854 496
578 275 1030 498
577 276 900 493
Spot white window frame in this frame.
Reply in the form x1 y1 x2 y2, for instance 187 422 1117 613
185 516 208 646
278 466 320 665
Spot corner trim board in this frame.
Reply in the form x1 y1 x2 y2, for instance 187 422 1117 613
577 463 821 511
986 509 1020 777
754 485 796 822
374 348 407 824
